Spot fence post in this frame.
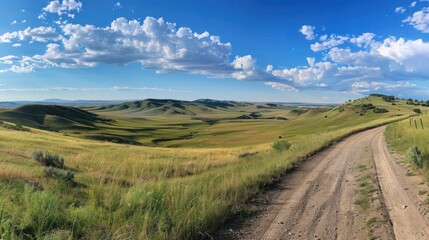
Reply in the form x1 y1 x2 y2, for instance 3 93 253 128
415 119 418 129
421 118 424 129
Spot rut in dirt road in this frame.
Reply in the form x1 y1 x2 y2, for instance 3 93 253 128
229 127 429 240
373 130 429 240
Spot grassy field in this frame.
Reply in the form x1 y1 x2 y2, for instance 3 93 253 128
385 111 429 179
0 95 425 239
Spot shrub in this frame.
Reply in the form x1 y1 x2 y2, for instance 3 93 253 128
413 108 422 114
406 146 423 168
373 108 388 113
44 167 75 183
381 95 395 102
32 151 65 169
272 140 291 152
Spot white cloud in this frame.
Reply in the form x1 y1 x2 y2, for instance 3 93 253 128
271 61 336 86
350 33 376 48
114 2 123 10
0 55 19 65
42 0 82 16
410 1 417 8
38 13 46 20
299 25 316 40
352 81 416 92
310 34 349 51
264 82 298 92
21 9 26 13
395 7 406 14
404 7 429 32
1 14 428 96
21 19 27 23
0 26 60 43
12 43 21 47
231 55 257 80
0 17 240 77
265 32 429 94
11 20 17 25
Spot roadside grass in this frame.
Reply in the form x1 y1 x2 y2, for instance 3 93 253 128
385 117 429 180
0 95 423 239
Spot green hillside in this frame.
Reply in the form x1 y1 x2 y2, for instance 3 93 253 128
87 98 272 117
0 105 110 131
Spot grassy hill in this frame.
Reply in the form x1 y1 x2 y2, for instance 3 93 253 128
87 98 275 117
0 105 110 131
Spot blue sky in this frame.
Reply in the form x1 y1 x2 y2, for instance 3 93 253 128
1 0 429 103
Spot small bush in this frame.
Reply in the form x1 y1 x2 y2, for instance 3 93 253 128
406 146 423 168
32 151 65 169
414 108 422 114
373 108 388 113
44 167 75 183
272 140 291 152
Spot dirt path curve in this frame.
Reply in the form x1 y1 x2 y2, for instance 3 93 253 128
372 129 429 240
221 126 429 240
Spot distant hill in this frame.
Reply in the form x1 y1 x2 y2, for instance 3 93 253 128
0 105 110 131
89 98 262 116
0 100 127 109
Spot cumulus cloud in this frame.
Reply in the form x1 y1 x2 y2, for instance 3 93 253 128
42 0 82 16
265 32 429 94
231 55 257 80
2 13 429 96
310 34 349 51
264 82 298 92
300 25 316 40
395 7 406 14
0 26 60 43
410 1 417 8
0 17 243 77
0 55 19 65
114 2 123 10
352 81 416 93
11 20 17 25
404 7 429 33
350 33 376 48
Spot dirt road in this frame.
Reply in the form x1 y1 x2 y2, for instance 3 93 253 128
219 127 429 240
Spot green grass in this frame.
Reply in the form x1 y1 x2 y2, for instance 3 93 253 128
0 95 425 239
386 115 429 180
355 170 376 211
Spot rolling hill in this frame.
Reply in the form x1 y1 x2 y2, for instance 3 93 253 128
87 98 290 117
0 105 110 131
